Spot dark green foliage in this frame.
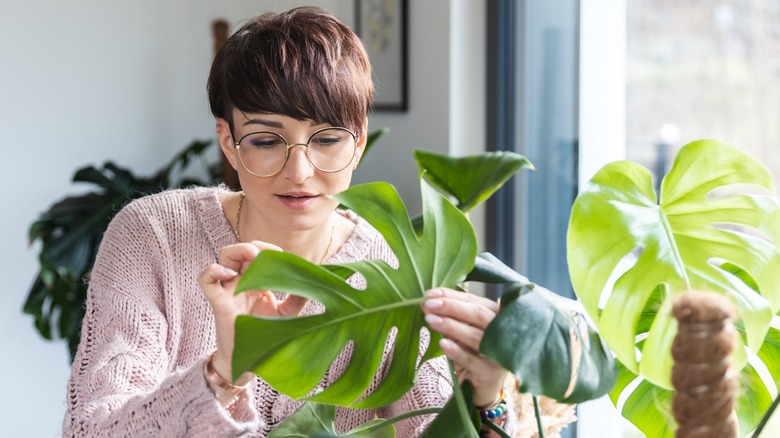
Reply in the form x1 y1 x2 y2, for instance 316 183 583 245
25 140 219 361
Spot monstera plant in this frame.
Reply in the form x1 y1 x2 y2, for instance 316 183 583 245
567 139 780 437
232 149 618 437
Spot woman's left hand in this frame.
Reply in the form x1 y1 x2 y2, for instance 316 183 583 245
421 288 509 407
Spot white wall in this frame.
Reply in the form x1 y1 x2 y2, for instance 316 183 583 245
0 0 480 435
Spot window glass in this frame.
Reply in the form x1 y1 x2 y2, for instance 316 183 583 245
626 0 780 185
515 0 579 298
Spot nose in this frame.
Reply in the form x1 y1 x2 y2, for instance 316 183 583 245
282 144 315 182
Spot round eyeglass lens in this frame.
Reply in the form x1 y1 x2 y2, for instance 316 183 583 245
237 128 356 177
306 128 357 172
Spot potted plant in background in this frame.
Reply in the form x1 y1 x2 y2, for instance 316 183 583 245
25 139 218 359
567 139 780 436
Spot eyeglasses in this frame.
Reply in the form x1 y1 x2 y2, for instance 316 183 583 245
234 127 357 177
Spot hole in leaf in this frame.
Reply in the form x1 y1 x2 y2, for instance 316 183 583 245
709 258 761 294
320 339 355 386
706 183 774 199
748 350 778 399
711 222 772 244
272 292 326 316
616 375 644 413
598 246 643 311
347 272 367 291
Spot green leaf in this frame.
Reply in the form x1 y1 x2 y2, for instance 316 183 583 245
466 252 528 285
421 380 481 438
568 139 780 389
757 325 780 388
158 139 213 181
267 402 338 438
736 362 773 436
359 127 389 169
345 419 396 438
265 401 396 437
414 149 533 212
609 362 675 438
25 139 216 361
233 178 478 408
610 350 777 438
466 253 616 403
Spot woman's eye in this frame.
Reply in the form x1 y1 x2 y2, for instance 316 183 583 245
312 136 343 147
247 137 284 149
317 138 339 145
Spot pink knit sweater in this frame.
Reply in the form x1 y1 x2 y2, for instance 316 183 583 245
63 186 574 437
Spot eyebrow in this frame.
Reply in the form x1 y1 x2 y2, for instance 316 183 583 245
242 118 283 128
241 118 324 129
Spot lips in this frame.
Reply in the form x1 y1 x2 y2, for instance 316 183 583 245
275 192 319 209
278 191 317 199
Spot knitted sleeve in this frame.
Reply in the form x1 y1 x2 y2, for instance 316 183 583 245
62 200 262 437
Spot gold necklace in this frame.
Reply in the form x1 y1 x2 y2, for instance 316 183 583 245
234 192 335 264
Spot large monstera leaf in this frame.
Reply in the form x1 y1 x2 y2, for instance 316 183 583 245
232 178 477 408
568 139 780 434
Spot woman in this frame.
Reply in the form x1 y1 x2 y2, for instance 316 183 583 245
63 7 574 437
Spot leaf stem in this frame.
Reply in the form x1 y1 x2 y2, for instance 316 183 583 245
533 395 545 438
448 359 481 438
352 408 441 434
753 393 780 437
659 210 690 288
482 419 512 438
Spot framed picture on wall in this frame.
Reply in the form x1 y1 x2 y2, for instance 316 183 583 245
355 0 408 111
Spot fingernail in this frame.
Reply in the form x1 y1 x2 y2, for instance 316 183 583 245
426 289 443 297
222 267 238 277
439 338 455 350
425 314 443 326
424 299 443 310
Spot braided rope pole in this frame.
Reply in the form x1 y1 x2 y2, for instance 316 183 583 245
671 291 739 438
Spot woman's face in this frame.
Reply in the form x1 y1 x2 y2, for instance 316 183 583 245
218 111 366 233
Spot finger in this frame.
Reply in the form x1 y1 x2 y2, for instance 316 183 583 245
198 264 239 302
425 312 484 353
277 294 309 317
218 243 261 273
217 240 282 271
440 338 509 406
426 288 499 312
249 240 283 253
255 291 282 317
250 291 308 318
439 337 479 377
422 293 498 331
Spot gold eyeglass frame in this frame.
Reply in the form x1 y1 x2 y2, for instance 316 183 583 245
233 126 358 177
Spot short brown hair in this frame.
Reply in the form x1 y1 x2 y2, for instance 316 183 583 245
207 7 373 136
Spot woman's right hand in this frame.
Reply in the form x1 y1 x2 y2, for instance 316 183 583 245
198 241 309 385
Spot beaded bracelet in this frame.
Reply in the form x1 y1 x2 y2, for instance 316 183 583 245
480 400 507 421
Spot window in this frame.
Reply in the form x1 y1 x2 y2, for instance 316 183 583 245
487 1 579 300
626 0 780 186
487 1 580 437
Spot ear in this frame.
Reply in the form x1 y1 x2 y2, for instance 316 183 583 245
216 118 239 170
355 117 369 161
